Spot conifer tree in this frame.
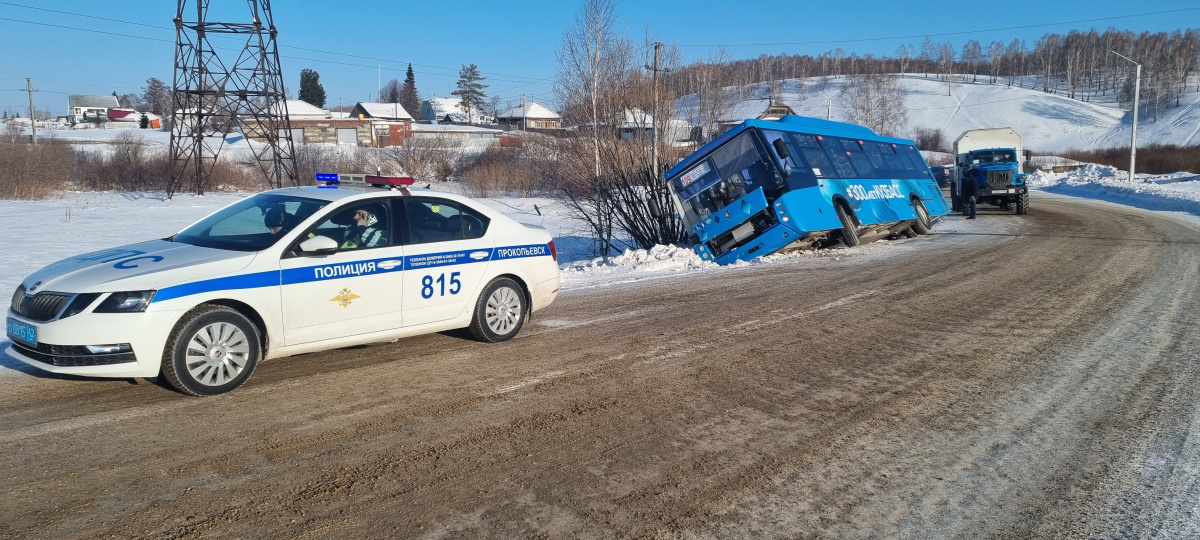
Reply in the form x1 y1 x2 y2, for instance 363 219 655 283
298 69 326 108
451 64 488 124
400 64 421 121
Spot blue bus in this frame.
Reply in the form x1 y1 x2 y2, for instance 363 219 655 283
666 115 948 265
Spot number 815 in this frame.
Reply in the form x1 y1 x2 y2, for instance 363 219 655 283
421 272 461 299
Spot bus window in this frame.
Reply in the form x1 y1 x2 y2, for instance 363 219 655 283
877 143 907 176
821 138 860 178
862 142 892 177
788 134 836 181
761 129 817 189
841 139 877 178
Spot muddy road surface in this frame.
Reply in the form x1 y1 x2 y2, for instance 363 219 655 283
3 193 1200 539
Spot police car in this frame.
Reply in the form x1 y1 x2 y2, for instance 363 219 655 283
5 174 560 396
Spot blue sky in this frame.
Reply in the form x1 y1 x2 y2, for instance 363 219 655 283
1 0 1197 116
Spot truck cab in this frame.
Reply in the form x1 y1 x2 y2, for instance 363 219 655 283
950 129 1030 215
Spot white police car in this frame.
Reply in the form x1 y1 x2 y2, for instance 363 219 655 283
5 175 560 396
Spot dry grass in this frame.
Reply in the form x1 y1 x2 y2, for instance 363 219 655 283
458 141 556 197
0 139 75 199
1061 144 1200 175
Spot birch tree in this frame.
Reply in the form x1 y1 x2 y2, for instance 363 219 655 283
555 0 626 258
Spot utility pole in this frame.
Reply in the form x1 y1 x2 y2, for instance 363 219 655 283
25 78 37 145
1110 50 1140 182
644 42 669 181
520 93 526 131
827 98 831 121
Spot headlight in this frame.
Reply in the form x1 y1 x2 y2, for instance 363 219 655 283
94 291 156 313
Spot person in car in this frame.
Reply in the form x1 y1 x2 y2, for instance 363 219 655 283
264 206 296 235
342 208 386 248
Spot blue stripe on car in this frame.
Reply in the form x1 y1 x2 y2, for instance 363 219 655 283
151 244 550 303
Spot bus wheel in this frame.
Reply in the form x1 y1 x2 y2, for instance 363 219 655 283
836 204 860 247
910 199 933 235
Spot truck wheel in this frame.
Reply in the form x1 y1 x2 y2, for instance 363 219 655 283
836 203 860 247
910 199 933 235
469 277 527 343
161 306 261 397
1016 192 1030 214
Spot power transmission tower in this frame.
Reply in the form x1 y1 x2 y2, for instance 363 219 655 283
168 0 296 196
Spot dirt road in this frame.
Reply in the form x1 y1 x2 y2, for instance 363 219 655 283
3 193 1200 539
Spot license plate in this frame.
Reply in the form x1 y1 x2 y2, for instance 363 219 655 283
6 317 36 347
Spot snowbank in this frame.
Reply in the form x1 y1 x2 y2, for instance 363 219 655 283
1028 165 1200 215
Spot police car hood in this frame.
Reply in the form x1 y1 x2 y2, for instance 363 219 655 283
22 240 255 295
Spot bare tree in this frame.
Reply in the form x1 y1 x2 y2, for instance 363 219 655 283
556 0 628 258
840 74 908 137
962 40 982 82
987 41 1005 83
896 44 913 75
938 42 955 83
379 79 402 103
920 37 936 78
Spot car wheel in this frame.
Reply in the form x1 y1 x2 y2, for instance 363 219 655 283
469 277 527 343
836 203 860 247
910 199 933 235
1016 192 1030 214
161 306 261 397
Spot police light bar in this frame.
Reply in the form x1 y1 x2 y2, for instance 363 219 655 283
365 175 415 187
315 173 339 183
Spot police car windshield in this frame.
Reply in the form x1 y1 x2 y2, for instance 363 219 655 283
172 193 329 251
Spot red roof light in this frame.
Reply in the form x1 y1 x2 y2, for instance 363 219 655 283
365 175 415 187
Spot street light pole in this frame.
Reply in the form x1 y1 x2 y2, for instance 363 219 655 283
1109 50 1140 182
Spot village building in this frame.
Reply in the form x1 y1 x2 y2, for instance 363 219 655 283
713 98 796 137
495 101 561 130
350 102 414 122
420 96 489 124
67 95 120 124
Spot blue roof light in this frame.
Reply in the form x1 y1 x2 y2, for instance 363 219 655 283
315 173 339 183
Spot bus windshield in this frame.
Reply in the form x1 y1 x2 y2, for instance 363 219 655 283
669 130 785 229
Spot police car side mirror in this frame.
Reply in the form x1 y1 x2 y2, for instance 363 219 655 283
297 235 338 256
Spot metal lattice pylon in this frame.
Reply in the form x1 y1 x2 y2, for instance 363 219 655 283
168 0 297 196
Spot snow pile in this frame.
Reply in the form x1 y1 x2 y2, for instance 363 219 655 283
562 244 715 278
1029 166 1200 215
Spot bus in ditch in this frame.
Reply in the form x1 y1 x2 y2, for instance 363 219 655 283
666 115 948 265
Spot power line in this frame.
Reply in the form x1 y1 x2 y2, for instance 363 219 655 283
0 3 547 83
0 1 165 30
0 16 172 42
676 7 1200 47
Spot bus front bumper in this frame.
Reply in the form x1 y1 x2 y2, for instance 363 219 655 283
697 221 810 265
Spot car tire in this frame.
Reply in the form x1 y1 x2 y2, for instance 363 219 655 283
1016 192 1030 214
469 277 527 343
910 199 933 235
161 306 261 397
836 203 860 248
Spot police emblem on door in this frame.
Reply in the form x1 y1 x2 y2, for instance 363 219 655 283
330 288 360 308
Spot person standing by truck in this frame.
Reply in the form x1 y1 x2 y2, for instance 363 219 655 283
961 172 978 219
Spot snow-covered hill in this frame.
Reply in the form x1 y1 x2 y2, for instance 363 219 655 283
680 74 1200 152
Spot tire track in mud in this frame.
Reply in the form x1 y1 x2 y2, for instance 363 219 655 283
4 196 1200 538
